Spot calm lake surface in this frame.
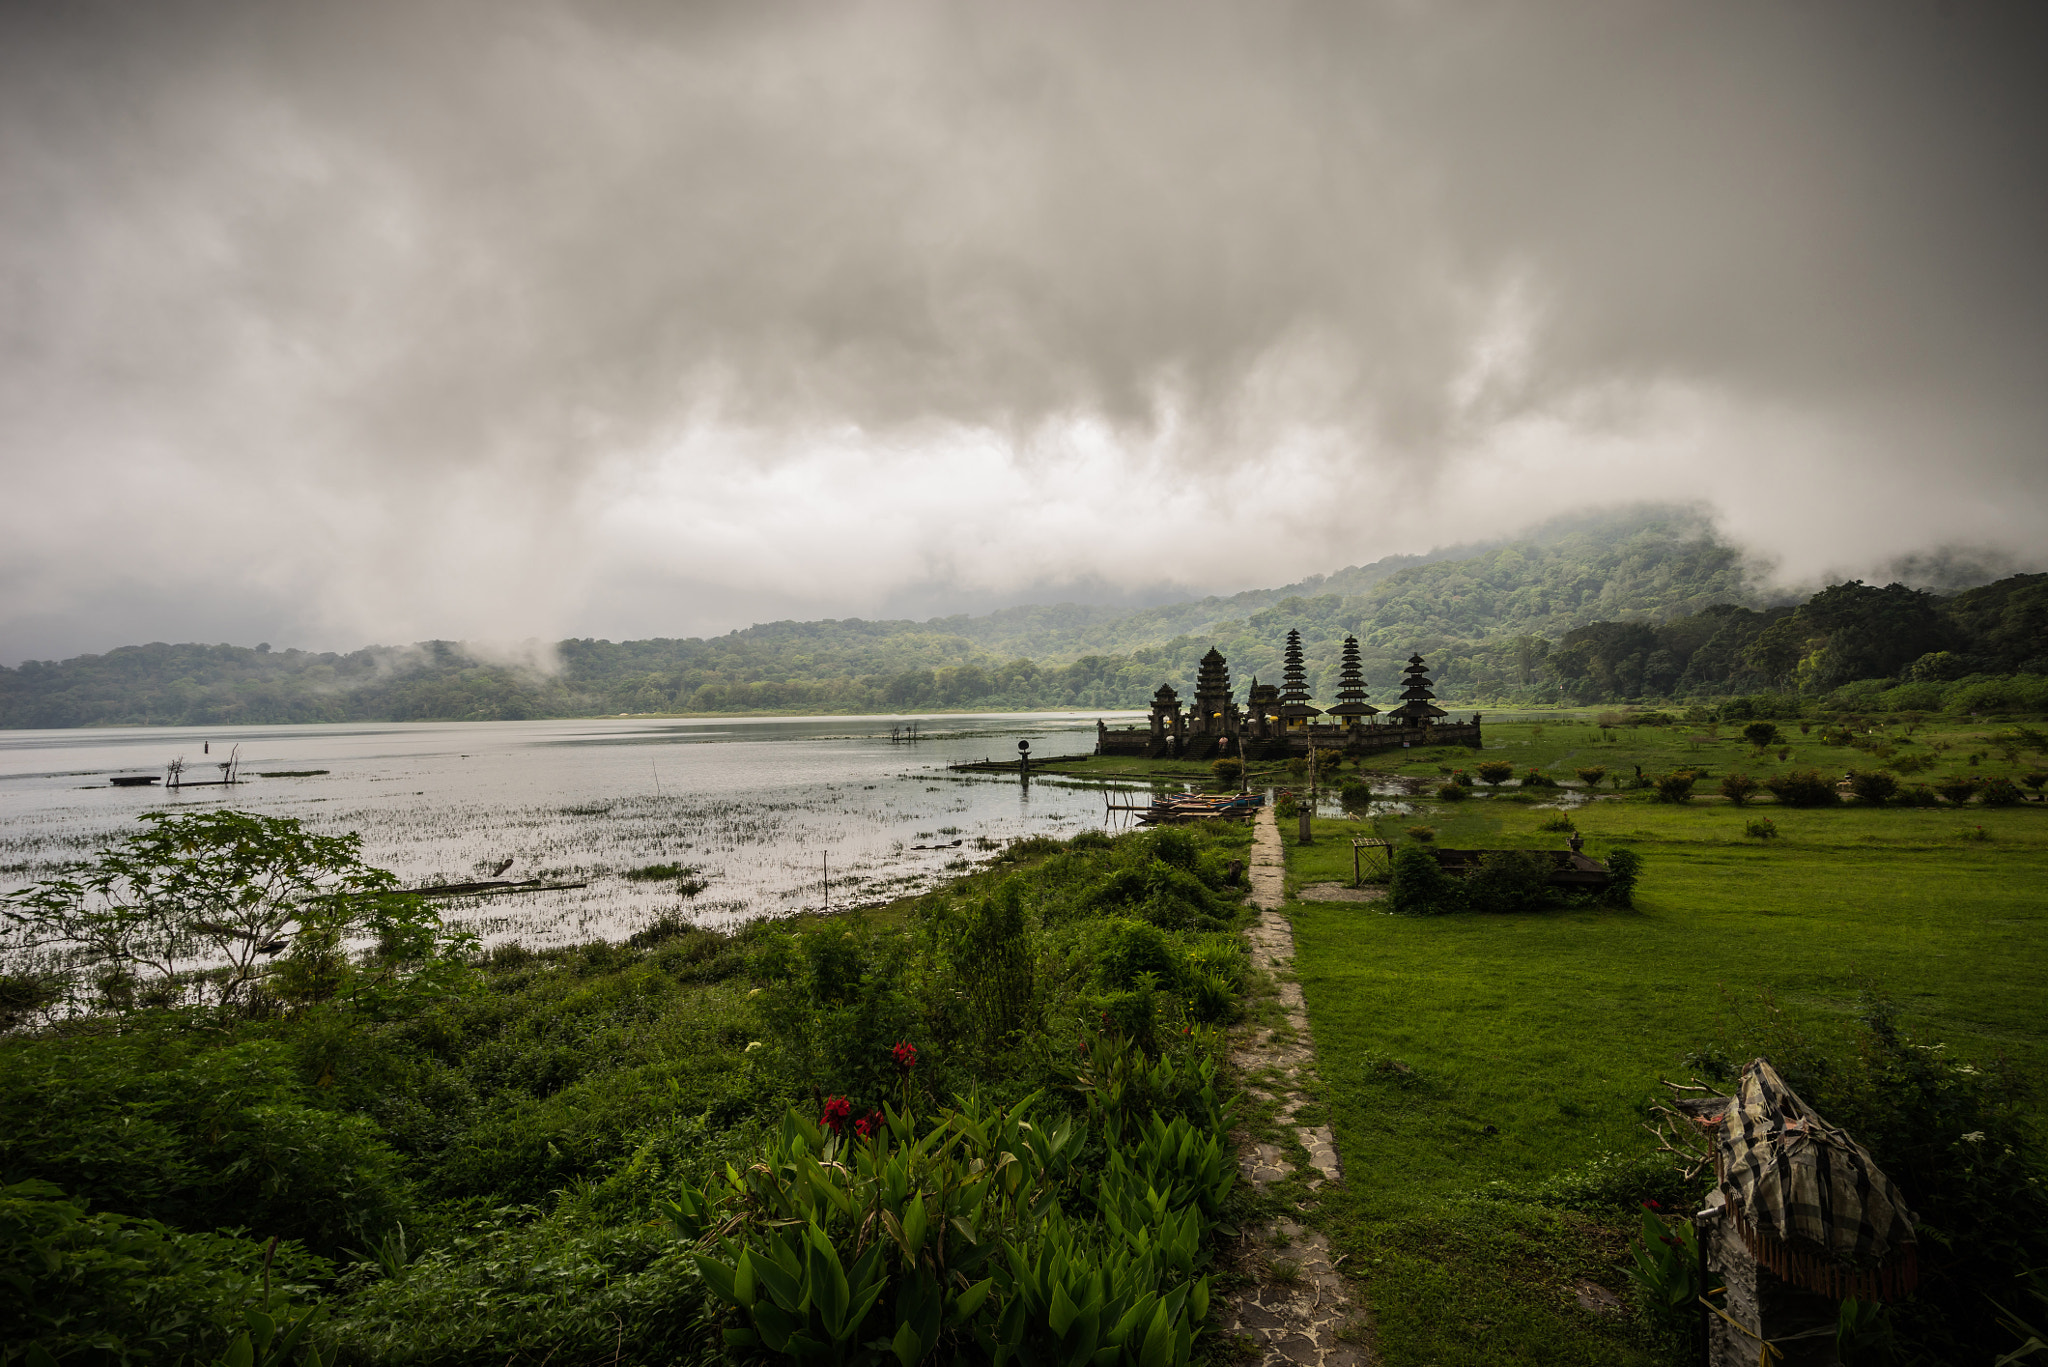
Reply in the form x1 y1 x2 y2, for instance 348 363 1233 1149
0 714 1144 948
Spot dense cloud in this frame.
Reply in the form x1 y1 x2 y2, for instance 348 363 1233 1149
3 0 2045 662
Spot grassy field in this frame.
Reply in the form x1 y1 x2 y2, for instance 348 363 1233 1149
1278 717 2048 1366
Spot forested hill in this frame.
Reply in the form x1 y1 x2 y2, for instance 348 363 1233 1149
5 507 2041 727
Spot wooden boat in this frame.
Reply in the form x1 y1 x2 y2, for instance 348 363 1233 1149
108 775 161 787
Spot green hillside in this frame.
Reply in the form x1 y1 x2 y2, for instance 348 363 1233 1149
4 507 2041 727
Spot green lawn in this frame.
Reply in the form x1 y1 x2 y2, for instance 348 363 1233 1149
1279 775 2048 1366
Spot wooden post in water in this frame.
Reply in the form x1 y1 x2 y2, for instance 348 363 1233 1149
822 851 829 913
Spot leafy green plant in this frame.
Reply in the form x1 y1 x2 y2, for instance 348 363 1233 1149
1719 772 1760 805
1475 760 1515 787
1434 782 1468 801
1651 773 1696 803
1536 815 1576 833
1765 769 1841 807
1389 845 1459 916
1624 1203 1698 1316
1602 849 1644 907
1 810 468 1015
1743 721 1781 751
1980 777 2024 807
1847 769 1901 806
1573 765 1608 789
1743 817 1778 840
1935 775 1982 805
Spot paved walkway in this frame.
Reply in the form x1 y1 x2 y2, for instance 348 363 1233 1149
1218 807 1370 1366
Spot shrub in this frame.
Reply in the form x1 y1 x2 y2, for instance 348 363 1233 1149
1574 765 1607 789
1466 850 1557 915
1537 815 1576 833
1847 769 1900 806
1095 918 1179 992
1743 817 1777 840
1602 849 1644 907
2023 771 2048 800
1475 760 1516 786
1898 783 1942 807
1764 769 1840 807
1339 777 1374 807
1521 768 1558 788
1742 721 1780 750
1210 757 1243 785
1979 777 2023 807
0 1178 331 1367
1452 769 1475 787
1651 773 1696 803
1719 773 1760 805
1934 776 1981 805
1434 782 1468 801
1405 825 1436 843
1388 845 1458 915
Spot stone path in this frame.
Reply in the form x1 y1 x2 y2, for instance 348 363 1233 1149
1218 807 1371 1365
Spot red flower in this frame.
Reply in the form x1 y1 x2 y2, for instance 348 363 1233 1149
1642 1199 1661 1210
820 1096 852 1133
854 1109 883 1138
892 1041 918 1072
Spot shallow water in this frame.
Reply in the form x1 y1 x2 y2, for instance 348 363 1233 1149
0 714 1145 947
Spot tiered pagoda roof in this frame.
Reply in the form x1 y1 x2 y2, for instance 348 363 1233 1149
1325 635 1379 721
1386 651 1448 724
1192 647 1233 719
1278 630 1322 722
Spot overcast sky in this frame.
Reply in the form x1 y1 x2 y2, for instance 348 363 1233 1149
3 0 2045 663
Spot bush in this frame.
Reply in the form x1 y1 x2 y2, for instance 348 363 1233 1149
1719 773 1760 805
1475 760 1516 787
1934 776 1981 805
1574 765 1608 789
1743 817 1777 840
1405 826 1436 843
1898 783 1942 807
1521 768 1558 788
1452 769 1474 787
1603 849 1643 907
1847 769 1900 806
1536 815 1576 833
1651 773 1696 803
1339 778 1374 808
1210 757 1243 785
1979 777 2023 807
1465 850 1557 915
1764 769 1840 807
1742 721 1780 750
1388 845 1459 915
2023 771 2048 800
0 1178 331 1367
1095 918 1179 992
1434 782 1468 801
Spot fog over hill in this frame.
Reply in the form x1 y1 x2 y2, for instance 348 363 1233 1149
7 505 2042 729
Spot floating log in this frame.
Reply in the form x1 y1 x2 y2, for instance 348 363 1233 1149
108 775 161 787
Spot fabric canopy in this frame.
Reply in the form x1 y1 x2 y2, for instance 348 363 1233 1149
1714 1058 1918 1300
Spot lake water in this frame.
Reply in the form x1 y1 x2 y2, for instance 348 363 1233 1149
0 714 1146 948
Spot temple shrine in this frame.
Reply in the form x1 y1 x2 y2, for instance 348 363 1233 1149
1096 634 1481 759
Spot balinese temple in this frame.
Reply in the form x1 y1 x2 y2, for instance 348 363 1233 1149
1324 636 1378 730
1277 630 1322 730
1385 653 1449 726
1098 638 1478 759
